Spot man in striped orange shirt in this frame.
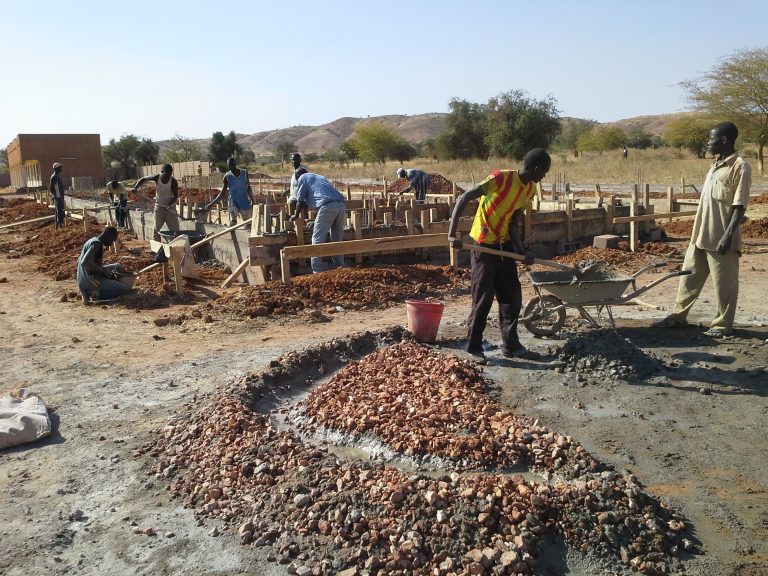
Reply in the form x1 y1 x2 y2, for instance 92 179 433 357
448 149 551 362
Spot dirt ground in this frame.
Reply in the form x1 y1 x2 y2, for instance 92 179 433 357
1 197 767 576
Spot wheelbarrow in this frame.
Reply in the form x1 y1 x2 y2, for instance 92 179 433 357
521 262 692 336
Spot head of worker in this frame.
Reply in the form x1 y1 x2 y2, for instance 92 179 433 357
706 121 738 158
53 162 63 173
99 225 119 247
161 164 173 178
519 149 551 184
108 180 119 190
291 153 302 170
396 168 407 179
227 157 237 171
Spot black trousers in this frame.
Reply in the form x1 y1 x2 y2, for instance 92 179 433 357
466 242 523 353
114 198 128 227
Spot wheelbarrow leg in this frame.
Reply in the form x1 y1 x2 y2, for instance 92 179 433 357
575 305 602 328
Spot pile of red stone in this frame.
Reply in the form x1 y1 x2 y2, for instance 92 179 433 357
661 220 693 238
742 216 768 239
207 265 468 319
0 198 55 225
387 173 464 196
552 247 661 274
147 339 691 576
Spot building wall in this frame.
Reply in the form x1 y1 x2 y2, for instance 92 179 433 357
6 134 103 189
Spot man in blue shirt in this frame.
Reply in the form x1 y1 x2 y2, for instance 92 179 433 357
396 168 431 203
289 173 346 273
206 157 254 226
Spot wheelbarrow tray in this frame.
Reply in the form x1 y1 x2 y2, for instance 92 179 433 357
528 270 633 304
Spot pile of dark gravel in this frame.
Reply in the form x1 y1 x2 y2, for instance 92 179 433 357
555 329 665 382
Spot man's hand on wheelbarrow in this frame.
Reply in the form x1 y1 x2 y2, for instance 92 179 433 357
521 251 536 265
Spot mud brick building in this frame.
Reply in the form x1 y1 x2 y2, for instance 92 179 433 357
6 134 103 190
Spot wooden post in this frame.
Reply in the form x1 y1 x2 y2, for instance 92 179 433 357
264 199 272 233
606 195 616 233
170 245 184 297
667 186 674 221
221 257 250 288
383 211 393 226
629 201 638 252
681 177 686 197
449 233 459 272
452 181 457 197
281 249 292 287
551 182 557 203
82 207 89 234
404 209 414 235
594 183 602 207
643 183 650 210
383 179 388 203
295 216 306 268
631 184 638 204
352 210 363 264
429 208 438 226
420 209 429 234
566 199 573 241
346 184 351 202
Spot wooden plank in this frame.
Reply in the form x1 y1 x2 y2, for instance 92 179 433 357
190 219 251 249
629 202 638 253
220 257 250 288
404 210 414 235
0 215 55 229
667 186 674 222
613 210 697 224
169 246 185 296
281 233 447 259
281 250 292 286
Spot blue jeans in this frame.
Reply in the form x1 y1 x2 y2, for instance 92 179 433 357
311 201 345 273
53 196 65 226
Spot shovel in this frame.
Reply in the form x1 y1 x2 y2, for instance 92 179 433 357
461 243 603 279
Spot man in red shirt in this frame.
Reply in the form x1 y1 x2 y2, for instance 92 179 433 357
448 149 551 362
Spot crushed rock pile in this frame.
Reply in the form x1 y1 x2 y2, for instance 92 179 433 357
555 329 665 382
299 342 596 475
742 216 768 239
750 194 768 205
0 198 56 225
207 265 468 320
552 247 657 274
387 173 465 196
146 336 691 576
661 220 693 238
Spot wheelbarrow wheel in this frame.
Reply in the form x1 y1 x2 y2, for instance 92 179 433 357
523 295 565 336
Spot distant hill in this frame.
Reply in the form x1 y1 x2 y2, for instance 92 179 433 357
156 112 695 157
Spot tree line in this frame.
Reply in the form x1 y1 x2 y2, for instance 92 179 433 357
101 46 767 177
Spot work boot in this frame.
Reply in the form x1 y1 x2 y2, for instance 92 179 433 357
503 345 541 361
465 348 487 365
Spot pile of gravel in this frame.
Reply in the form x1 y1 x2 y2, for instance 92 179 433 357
555 329 665 382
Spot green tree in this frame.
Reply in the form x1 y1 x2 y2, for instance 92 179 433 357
680 47 768 174
623 126 657 149
554 118 597 156
391 141 418 163
274 141 298 163
340 140 359 163
484 90 561 160
577 126 626 153
209 131 246 168
134 138 159 165
350 122 405 164
161 134 203 163
103 134 141 177
436 98 488 160
0 148 8 172
665 116 712 157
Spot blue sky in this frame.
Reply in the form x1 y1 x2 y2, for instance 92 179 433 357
2 0 767 147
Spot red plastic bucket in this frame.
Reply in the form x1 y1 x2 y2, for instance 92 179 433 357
405 300 445 343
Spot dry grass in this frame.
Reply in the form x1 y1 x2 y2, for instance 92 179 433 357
256 148 766 189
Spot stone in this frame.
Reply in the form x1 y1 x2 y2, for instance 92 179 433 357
593 234 620 249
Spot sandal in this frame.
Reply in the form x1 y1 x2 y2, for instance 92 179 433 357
650 317 687 328
703 328 729 338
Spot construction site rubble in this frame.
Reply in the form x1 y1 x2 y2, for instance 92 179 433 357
554 329 666 382
206 265 468 320
387 173 465 196
146 334 690 576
